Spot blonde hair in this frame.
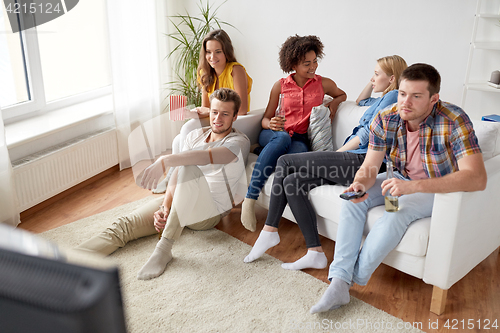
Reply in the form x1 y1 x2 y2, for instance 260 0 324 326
377 55 408 95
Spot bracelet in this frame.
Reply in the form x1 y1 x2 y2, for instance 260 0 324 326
161 158 166 174
208 147 214 164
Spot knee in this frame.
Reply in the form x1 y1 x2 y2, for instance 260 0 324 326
172 135 181 154
177 165 204 182
282 174 300 197
260 130 291 147
180 119 200 136
378 213 411 234
276 155 289 171
274 131 292 145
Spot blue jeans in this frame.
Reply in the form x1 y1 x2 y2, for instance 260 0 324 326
328 172 435 285
246 129 309 200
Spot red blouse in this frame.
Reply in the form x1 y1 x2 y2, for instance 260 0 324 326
279 74 324 135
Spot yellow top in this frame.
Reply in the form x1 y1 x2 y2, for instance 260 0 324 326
199 62 253 112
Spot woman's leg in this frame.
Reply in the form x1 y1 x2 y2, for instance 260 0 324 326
246 130 292 199
244 151 365 266
288 132 310 154
244 153 311 263
280 151 364 270
241 130 291 231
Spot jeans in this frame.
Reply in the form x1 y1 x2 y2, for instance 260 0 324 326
264 151 366 248
328 172 435 285
245 129 310 200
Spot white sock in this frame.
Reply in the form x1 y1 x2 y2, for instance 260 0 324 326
281 250 328 270
241 198 257 232
310 277 350 313
137 238 174 280
243 230 280 263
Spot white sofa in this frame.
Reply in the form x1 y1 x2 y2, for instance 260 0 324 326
226 101 500 315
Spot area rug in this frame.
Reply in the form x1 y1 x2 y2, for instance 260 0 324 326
40 197 424 333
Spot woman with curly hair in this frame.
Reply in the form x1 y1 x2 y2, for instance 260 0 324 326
243 55 407 272
240 35 346 230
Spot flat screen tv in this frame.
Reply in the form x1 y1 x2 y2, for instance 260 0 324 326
0 224 127 333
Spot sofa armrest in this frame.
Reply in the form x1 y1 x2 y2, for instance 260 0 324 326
232 108 265 145
423 155 500 289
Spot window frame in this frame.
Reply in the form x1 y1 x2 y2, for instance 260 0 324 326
2 8 111 124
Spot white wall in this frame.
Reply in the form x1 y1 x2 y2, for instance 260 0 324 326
170 0 482 115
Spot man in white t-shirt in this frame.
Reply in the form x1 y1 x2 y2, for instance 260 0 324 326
75 88 250 280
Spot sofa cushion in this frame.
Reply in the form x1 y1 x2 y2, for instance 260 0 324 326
309 185 430 257
471 119 500 160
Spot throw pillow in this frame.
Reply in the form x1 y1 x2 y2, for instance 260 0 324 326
308 96 334 151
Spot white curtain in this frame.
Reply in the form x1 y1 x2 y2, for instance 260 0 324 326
0 107 20 227
107 0 177 170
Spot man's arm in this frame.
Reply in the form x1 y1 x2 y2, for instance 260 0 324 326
346 148 385 202
381 153 487 197
140 146 237 190
153 167 178 232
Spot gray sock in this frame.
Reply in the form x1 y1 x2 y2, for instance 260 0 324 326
241 198 257 232
137 237 174 280
310 277 350 313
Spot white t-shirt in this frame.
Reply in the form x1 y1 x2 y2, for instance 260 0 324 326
183 127 250 214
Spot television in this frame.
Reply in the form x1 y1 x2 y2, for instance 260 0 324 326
0 224 127 333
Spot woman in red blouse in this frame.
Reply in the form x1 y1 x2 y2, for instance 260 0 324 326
241 35 346 231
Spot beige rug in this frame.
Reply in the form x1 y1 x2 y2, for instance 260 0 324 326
40 197 424 333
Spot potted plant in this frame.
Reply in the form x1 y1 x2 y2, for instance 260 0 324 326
165 0 235 110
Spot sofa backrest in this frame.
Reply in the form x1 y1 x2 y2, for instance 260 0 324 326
332 101 500 160
331 101 369 150
471 119 500 161
234 104 500 161
232 108 265 145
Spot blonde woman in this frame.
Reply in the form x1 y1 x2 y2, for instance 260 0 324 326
243 55 408 271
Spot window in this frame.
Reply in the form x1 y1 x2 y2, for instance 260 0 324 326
0 4 30 108
0 0 111 121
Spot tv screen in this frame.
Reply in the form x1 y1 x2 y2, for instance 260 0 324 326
0 225 127 333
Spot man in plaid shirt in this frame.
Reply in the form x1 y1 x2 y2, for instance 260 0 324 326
311 63 487 313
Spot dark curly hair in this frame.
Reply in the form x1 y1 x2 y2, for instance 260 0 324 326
279 35 324 73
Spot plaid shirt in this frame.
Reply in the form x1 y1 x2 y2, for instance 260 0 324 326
369 100 482 179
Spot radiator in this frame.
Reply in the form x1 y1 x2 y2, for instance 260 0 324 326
12 129 119 212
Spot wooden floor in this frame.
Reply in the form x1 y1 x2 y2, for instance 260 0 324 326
19 167 500 333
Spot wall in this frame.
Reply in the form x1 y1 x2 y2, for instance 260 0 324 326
169 0 482 116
